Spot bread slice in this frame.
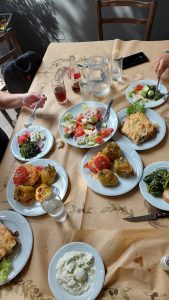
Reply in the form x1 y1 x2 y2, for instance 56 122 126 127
120 112 158 145
163 189 169 203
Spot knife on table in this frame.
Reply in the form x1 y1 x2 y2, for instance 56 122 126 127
123 211 169 222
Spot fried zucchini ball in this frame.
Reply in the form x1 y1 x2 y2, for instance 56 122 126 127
97 169 119 187
114 157 133 177
102 142 121 162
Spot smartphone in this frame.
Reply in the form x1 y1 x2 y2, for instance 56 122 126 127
122 52 149 70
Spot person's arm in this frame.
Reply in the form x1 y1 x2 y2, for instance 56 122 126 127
154 52 169 79
0 91 46 109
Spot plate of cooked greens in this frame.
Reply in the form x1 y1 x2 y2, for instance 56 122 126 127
126 79 168 108
139 161 169 211
11 126 54 161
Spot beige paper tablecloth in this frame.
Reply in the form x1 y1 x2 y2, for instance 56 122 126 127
1 39 169 299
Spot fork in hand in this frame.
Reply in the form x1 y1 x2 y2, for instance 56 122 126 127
24 99 42 128
96 99 113 131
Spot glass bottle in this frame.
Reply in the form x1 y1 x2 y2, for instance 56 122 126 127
69 55 81 94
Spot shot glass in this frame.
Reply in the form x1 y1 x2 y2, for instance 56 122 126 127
42 194 67 222
51 71 67 104
111 57 123 82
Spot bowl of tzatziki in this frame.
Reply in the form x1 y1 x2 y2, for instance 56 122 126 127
48 242 105 300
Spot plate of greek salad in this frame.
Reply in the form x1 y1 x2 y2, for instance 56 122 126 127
126 79 168 108
11 126 54 161
58 101 118 148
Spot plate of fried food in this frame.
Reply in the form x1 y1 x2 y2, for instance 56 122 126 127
126 79 168 108
81 141 143 196
113 102 166 151
6 159 68 216
0 210 33 285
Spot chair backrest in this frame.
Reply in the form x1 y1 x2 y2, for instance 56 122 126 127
0 27 22 66
96 0 157 41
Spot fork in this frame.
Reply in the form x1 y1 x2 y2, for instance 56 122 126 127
96 99 113 131
156 77 160 91
24 99 42 128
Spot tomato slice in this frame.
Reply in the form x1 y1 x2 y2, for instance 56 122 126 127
135 84 143 92
76 113 83 123
95 111 103 121
75 126 85 137
17 131 30 144
13 165 29 185
100 128 113 138
95 136 104 144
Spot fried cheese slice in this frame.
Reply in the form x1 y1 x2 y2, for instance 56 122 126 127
121 112 158 145
0 223 18 260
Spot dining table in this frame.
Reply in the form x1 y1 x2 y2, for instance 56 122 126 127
1 38 169 300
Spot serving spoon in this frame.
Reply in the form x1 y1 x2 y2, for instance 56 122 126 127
96 99 113 131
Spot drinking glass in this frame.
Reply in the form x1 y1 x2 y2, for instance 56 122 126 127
79 79 93 101
51 71 67 104
42 194 67 222
111 57 123 82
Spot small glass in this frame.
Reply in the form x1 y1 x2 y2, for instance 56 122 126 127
111 57 123 82
69 55 81 94
51 71 67 104
42 194 67 222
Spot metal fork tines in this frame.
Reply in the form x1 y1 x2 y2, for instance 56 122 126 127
96 99 113 131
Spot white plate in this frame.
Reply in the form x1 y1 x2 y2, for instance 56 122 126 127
139 161 169 211
81 141 143 196
0 210 33 285
126 79 168 108
11 125 54 161
48 242 105 300
58 101 118 148
6 159 68 216
113 108 166 151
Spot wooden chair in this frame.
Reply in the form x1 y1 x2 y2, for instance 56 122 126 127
0 28 22 128
96 0 157 41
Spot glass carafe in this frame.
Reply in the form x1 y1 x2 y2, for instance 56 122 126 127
87 56 110 97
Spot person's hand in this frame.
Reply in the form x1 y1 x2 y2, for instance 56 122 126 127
22 92 47 109
154 52 169 78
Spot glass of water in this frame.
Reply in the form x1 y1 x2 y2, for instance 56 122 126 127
111 57 123 82
79 78 93 101
42 194 67 222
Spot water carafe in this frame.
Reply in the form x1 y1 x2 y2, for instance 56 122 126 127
88 56 110 97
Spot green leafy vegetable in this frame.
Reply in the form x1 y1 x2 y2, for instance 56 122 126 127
0 258 12 282
143 169 169 197
127 102 146 116
19 139 41 159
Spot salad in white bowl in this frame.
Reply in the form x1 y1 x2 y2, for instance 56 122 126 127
59 102 118 148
